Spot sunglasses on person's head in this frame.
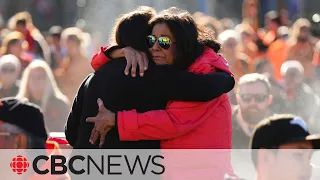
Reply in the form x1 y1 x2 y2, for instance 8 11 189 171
146 35 175 50
240 94 269 103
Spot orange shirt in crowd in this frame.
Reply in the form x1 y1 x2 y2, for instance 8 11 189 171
312 41 320 66
267 39 289 80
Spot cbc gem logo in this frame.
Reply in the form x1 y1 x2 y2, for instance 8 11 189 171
10 155 30 175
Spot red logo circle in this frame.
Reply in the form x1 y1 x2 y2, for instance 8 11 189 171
10 155 30 175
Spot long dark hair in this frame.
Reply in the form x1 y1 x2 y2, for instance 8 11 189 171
149 7 221 70
111 6 156 55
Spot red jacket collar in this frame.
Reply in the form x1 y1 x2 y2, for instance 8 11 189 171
188 48 234 75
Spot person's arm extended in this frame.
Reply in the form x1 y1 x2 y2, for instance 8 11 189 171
154 65 235 101
117 98 224 141
91 46 148 77
65 74 93 146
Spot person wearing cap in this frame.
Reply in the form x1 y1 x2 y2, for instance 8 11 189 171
0 97 71 179
0 97 47 148
232 73 273 149
250 114 320 180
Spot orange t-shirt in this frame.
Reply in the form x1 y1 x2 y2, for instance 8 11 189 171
267 39 289 80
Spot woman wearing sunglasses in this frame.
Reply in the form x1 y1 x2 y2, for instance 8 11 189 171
87 7 235 179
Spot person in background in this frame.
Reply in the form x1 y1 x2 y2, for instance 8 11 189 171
14 17 35 52
279 9 290 27
0 55 21 99
254 59 286 114
16 61 70 132
0 31 32 70
0 97 47 149
196 15 223 37
236 23 258 61
220 18 235 31
0 97 71 179
232 73 273 149
250 114 320 180
267 26 290 80
287 18 315 82
8 11 51 66
261 11 281 46
241 0 259 32
218 29 252 104
255 11 281 61
47 26 64 71
54 27 92 101
279 60 320 133
218 29 252 82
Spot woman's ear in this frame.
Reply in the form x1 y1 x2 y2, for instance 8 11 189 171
13 133 28 149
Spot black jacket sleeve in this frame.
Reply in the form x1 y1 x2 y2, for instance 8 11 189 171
65 73 93 147
151 65 235 102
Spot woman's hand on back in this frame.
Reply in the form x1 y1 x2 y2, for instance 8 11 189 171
86 98 116 148
123 47 149 77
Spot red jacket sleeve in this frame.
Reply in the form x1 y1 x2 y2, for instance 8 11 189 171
117 99 221 140
117 49 232 141
91 46 112 70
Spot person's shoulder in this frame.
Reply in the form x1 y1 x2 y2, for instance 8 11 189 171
189 48 231 74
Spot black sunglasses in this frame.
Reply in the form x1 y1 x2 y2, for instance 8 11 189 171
146 35 175 50
240 94 269 103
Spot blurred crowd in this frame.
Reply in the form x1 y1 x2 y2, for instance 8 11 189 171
0 0 320 151
193 1 320 148
0 11 94 133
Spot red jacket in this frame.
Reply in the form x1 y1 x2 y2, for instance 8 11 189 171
91 47 233 149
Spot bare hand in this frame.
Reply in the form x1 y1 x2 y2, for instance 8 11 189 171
123 47 148 77
86 98 116 148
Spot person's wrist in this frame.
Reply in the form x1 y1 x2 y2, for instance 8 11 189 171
119 48 125 57
104 46 123 59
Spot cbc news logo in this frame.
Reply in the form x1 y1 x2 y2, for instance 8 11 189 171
9 154 165 176
10 155 30 175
